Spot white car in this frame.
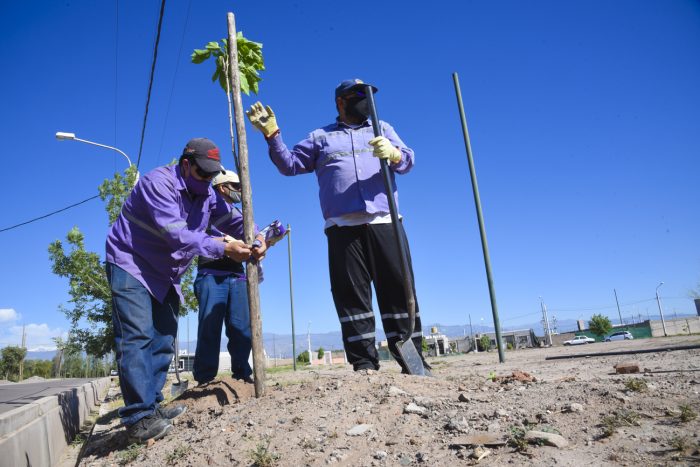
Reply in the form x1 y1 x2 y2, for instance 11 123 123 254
563 335 595 346
605 331 634 342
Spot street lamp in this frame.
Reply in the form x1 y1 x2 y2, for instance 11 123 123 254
55 132 138 181
655 282 668 337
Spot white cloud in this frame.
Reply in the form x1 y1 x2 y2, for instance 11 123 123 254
0 308 19 323
1 323 64 349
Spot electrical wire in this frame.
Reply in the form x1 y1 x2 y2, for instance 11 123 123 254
2 2 167 234
135 0 167 170
0 195 100 233
156 0 192 166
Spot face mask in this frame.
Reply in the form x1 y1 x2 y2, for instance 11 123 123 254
183 163 211 196
228 188 242 204
344 97 370 121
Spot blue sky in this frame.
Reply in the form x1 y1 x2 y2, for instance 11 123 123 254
1 1 699 350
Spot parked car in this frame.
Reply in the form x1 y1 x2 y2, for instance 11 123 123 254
604 331 634 342
109 369 119 376
563 335 595 345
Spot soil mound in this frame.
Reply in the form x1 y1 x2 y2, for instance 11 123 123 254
177 376 255 414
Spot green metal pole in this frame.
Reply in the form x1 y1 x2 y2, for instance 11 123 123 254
452 72 505 363
287 224 297 370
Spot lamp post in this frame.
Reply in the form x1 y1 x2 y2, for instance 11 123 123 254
55 132 138 182
655 282 668 337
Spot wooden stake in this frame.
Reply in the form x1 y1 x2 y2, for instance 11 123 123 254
226 12 265 397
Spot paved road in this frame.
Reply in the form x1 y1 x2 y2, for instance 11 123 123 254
0 378 97 415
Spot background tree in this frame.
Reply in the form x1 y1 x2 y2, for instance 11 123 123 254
296 350 310 365
589 314 613 338
0 346 27 381
479 334 491 352
317 347 325 360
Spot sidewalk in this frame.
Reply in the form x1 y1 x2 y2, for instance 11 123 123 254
0 377 111 467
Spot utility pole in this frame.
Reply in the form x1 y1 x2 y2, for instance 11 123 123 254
656 282 668 337
614 289 623 326
19 325 26 381
469 314 477 353
273 334 277 367
307 322 312 366
540 297 552 346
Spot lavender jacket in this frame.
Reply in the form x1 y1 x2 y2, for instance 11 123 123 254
266 119 414 220
106 165 244 302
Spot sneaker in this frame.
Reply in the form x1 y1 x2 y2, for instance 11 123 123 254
126 415 172 444
234 375 254 384
156 404 187 420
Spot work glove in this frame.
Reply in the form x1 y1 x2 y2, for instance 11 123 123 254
369 136 402 164
246 101 279 138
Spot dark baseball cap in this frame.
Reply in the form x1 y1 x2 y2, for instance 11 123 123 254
335 79 378 99
181 138 224 174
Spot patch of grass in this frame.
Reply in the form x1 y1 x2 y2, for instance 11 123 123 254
117 444 142 465
679 404 697 423
264 365 295 374
507 426 529 452
70 434 86 447
600 410 640 438
249 437 280 467
624 378 648 392
487 370 497 382
166 445 191 465
670 436 691 452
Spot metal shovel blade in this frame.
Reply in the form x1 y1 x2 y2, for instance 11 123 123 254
171 378 189 398
396 339 428 376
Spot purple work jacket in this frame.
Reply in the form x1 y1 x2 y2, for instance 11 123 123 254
106 165 244 303
266 119 414 220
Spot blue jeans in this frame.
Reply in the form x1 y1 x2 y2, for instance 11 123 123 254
107 263 178 426
193 273 252 382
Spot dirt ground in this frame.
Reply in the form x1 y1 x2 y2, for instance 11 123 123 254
77 335 700 466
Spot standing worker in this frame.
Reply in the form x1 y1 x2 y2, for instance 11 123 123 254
193 170 265 385
246 79 424 374
106 138 262 443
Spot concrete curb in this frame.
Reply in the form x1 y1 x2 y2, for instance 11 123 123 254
0 377 111 467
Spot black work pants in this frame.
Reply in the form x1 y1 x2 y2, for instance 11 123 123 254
325 222 422 372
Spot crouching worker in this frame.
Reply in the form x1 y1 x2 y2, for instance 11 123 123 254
193 170 270 385
105 138 262 443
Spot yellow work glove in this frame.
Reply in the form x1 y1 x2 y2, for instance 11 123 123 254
369 136 402 164
246 101 279 138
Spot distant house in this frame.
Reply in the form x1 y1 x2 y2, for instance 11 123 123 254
478 329 537 350
424 327 450 356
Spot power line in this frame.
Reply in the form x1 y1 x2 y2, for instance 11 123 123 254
135 0 167 170
2 2 167 234
156 0 192 166
0 195 100 233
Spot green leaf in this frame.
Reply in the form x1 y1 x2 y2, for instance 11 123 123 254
218 71 229 93
191 49 211 64
205 41 221 51
239 73 250 95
